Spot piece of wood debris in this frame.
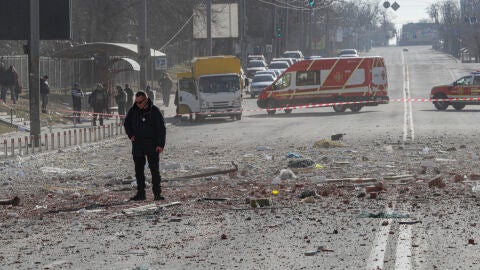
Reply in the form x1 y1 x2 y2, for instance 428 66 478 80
122 201 181 215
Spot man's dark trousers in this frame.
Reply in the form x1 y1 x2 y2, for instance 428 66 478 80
134 153 161 195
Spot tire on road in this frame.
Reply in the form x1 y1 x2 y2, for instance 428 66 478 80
349 104 363 112
235 114 242 120
433 94 449 110
452 103 466 111
284 109 292 114
266 99 276 115
333 104 347 112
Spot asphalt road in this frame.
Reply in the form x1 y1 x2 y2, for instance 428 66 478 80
2 46 480 270
172 45 480 146
165 46 480 270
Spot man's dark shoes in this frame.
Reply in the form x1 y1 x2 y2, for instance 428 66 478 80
154 194 165 201
130 190 146 201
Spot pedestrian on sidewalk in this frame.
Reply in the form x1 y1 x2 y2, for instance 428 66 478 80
145 85 156 105
40 75 50 113
159 72 173 107
1 65 19 104
124 83 134 107
14 72 22 102
71 82 84 124
88 83 108 126
124 91 166 201
115 85 127 121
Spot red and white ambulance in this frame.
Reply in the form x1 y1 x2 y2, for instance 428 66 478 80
256 56 389 114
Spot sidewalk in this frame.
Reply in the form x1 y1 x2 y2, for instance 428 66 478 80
0 94 177 158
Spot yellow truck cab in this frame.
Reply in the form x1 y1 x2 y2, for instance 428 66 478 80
176 56 243 121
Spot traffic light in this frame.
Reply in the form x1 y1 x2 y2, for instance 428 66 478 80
276 25 281 38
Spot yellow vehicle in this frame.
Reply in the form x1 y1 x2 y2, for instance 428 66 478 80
176 56 243 121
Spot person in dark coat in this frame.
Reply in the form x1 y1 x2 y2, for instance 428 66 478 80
159 72 173 107
124 83 134 107
124 91 166 201
40 75 50 113
115 85 127 121
88 83 108 126
1 65 19 104
71 83 84 124
145 85 156 105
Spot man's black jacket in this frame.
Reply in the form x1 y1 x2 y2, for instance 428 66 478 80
124 98 166 156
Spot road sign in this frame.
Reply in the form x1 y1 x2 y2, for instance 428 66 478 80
154 57 167 70
265 44 273 53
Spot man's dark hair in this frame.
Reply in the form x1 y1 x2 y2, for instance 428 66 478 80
43 75 49 79
135 91 147 97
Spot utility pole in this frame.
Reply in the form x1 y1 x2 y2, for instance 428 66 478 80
285 0 289 50
207 0 212 56
138 0 148 90
307 9 312 55
29 0 40 146
240 0 246 63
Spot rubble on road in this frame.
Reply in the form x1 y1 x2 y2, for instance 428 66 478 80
2 135 480 269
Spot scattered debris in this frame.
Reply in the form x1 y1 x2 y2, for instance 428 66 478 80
299 190 316 199
468 239 475 245
249 198 273 208
288 158 314 168
198 198 228 202
331 133 346 141
286 152 302 158
301 196 315 203
383 174 414 180
304 246 334 256
221 234 227 240
358 211 410 219
399 221 422 225
428 175 446 188
313 139 344 149
256 145 272 151
279 169 296 180
0 196 20 206
170 162 238 181
122 202 181 215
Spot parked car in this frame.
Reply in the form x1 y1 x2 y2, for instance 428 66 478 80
250 74 275 98
430 71 480 111
271 57 295 66
305 55 323 60
246 60 267 78
338 49 359 58
247 54 266 62
268 61 290 72
281 50 304 60
255 70 278 79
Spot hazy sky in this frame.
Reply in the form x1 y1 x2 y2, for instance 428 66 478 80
384 0 438 25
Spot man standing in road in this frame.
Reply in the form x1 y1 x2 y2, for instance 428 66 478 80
145 85 156 105
40 75 50 113
159 72 173 107
115 85 127 121
71 82 84 124
124 91 166 201
124 83 134 107
88 83 108 126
